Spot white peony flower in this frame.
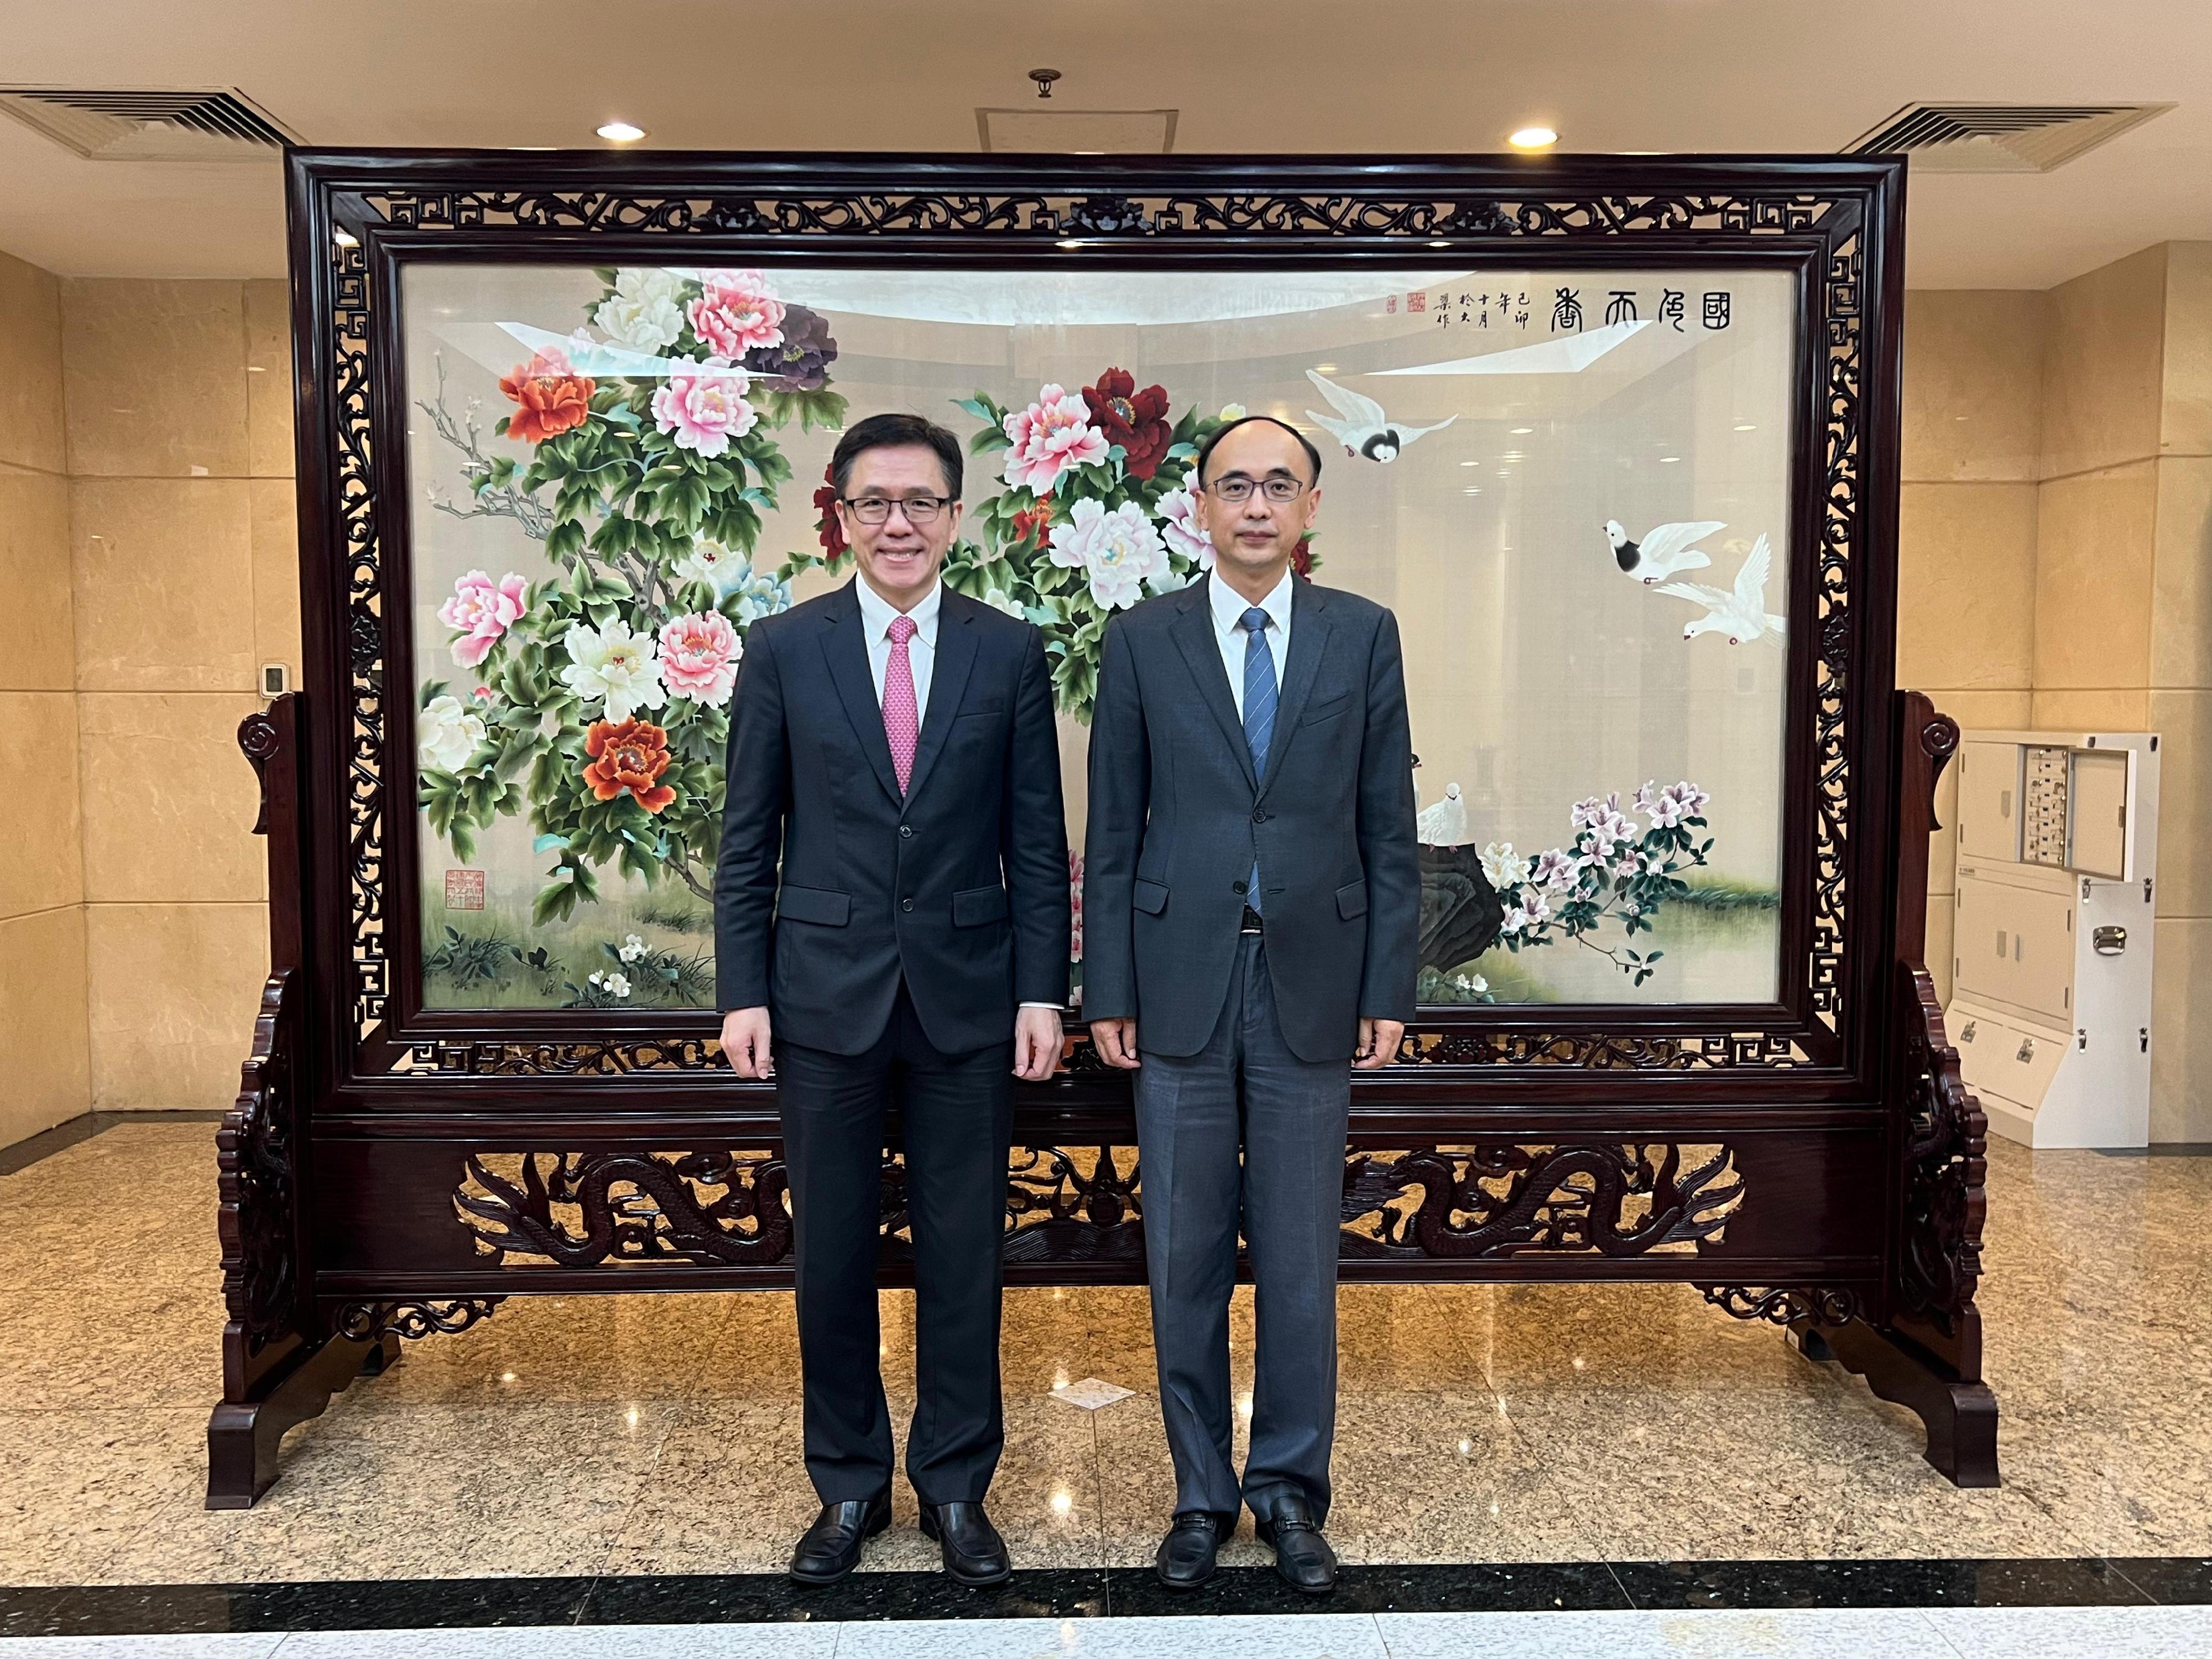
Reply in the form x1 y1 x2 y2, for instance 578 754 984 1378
1048 497 1169 612
1219 402 1249 421
728 565 792 624
559 619 667 724
981 587 1025 619
418 694 487 772
605 972 632 998
593 268 685 352
619 933 647 963
675 538 749 597
1479 840 1531 890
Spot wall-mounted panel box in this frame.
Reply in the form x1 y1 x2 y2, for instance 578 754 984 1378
1948 731 2158 1149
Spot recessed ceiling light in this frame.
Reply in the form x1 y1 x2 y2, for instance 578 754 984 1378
1660 455 1681 463
1508 126 1559 150
1510 426 1533 435
1459 460 1480 467
1734 422 1757 431
596 121 646 143
1314 363 1338 373
1462 486 1483 494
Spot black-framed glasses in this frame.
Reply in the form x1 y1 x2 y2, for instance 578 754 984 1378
842 494 953 525
1206 477 1308 505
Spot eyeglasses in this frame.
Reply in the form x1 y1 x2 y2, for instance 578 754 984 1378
842 494 952 525
1205 477 1308 505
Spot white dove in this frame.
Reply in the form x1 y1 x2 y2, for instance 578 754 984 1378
1303 370 1456 462
1657 534 1787 644
1417 782 1469 846
1604 519 1724 584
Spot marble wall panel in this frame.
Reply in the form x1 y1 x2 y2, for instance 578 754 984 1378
2150 917 2212 1142
2146 688 2211 920
76 692 265 905
249 478 301 680
244 279 294 479
0 463 75 691
70 477 256 692
2151 456 2212 691
0 251 65 476
60 279 248 479
1901 290 2048 483
1897 482 2038 691
2041 244 2168 481
85 901 269 1112
0 906 92 1145
2163 241 2212 458
2033 462 2158 690
0 691 84 921
2027 687 2152 730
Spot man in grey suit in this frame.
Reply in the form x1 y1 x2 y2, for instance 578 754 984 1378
1083 415 1420 1594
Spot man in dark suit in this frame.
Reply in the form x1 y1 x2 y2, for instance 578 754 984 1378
715 413 1069 1588
1083 415 1419 1595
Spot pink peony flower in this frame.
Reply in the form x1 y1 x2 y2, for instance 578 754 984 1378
1156 484 1214 568
657 611 742 707
687 270 785 358
438 570 528 668
1001 384 1110 496
651 358 757 457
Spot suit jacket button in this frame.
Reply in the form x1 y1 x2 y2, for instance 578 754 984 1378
1253 809 1267 823
899 824 915 839
901 898 915 912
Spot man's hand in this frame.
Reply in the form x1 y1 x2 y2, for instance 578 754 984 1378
1013 1006 1064 1082
719 1006 774 1078
1354 1017 1404 1070
1091 1017 1142 1070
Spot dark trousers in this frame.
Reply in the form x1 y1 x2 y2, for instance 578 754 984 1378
1133 935 1351 1524
776 982 1014 1506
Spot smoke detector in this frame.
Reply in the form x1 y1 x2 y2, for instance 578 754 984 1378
0 87 295 161
1846 102 2174 173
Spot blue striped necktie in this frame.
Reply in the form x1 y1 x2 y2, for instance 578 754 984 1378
1240 606 1276 915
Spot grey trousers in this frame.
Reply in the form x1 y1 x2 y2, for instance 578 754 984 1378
1133 934 1350 1524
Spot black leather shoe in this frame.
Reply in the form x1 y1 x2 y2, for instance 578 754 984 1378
1155 1509 1236 1589
789 1491 890 1585
920 1500 1011 1587
1254 1493 1338 1595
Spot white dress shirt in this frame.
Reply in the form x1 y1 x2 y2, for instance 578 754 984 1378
1208 567 1293 719
854 575 1059 1014
854 574 942 714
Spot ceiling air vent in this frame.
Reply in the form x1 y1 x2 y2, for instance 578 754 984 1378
0 87 295 161
977 108 1178 154
1846 102 2174 173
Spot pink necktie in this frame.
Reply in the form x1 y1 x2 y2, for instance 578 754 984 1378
884 614 920 794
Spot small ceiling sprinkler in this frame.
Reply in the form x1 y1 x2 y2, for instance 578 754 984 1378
1029 68 1062 100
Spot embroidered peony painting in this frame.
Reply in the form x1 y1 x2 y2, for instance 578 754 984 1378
404 263 1795 1009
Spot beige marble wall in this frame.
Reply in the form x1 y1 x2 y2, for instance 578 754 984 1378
0 250 91 1146
1897 291 2048 1006
60 277 296 1114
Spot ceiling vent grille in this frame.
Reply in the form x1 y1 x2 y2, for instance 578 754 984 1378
977 107 1178 154
1846 102 2174 173
0 87 295 161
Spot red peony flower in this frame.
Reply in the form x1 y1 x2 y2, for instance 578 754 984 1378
582 718 677 813
1081 368 1172 481
498 348 596 444
1290 535 1316 578
1010 505 1051 547
813 462 847 559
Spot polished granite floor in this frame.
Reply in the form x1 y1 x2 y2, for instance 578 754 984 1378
1 1121 2209 1589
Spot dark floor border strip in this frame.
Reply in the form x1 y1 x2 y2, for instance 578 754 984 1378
0 1110 225 1177
3 1557 2207 1634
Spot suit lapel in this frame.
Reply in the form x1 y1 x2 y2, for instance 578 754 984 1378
818 579 903 806
1172 576 1258 791
1260 579 1333 795
901 589 980 807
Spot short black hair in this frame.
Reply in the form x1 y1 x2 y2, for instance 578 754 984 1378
830 412 963 499
1194 415 1323 488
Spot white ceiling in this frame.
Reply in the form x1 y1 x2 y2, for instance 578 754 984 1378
0 0 2205 289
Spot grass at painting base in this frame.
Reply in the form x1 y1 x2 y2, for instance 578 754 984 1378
421 888 717 1010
